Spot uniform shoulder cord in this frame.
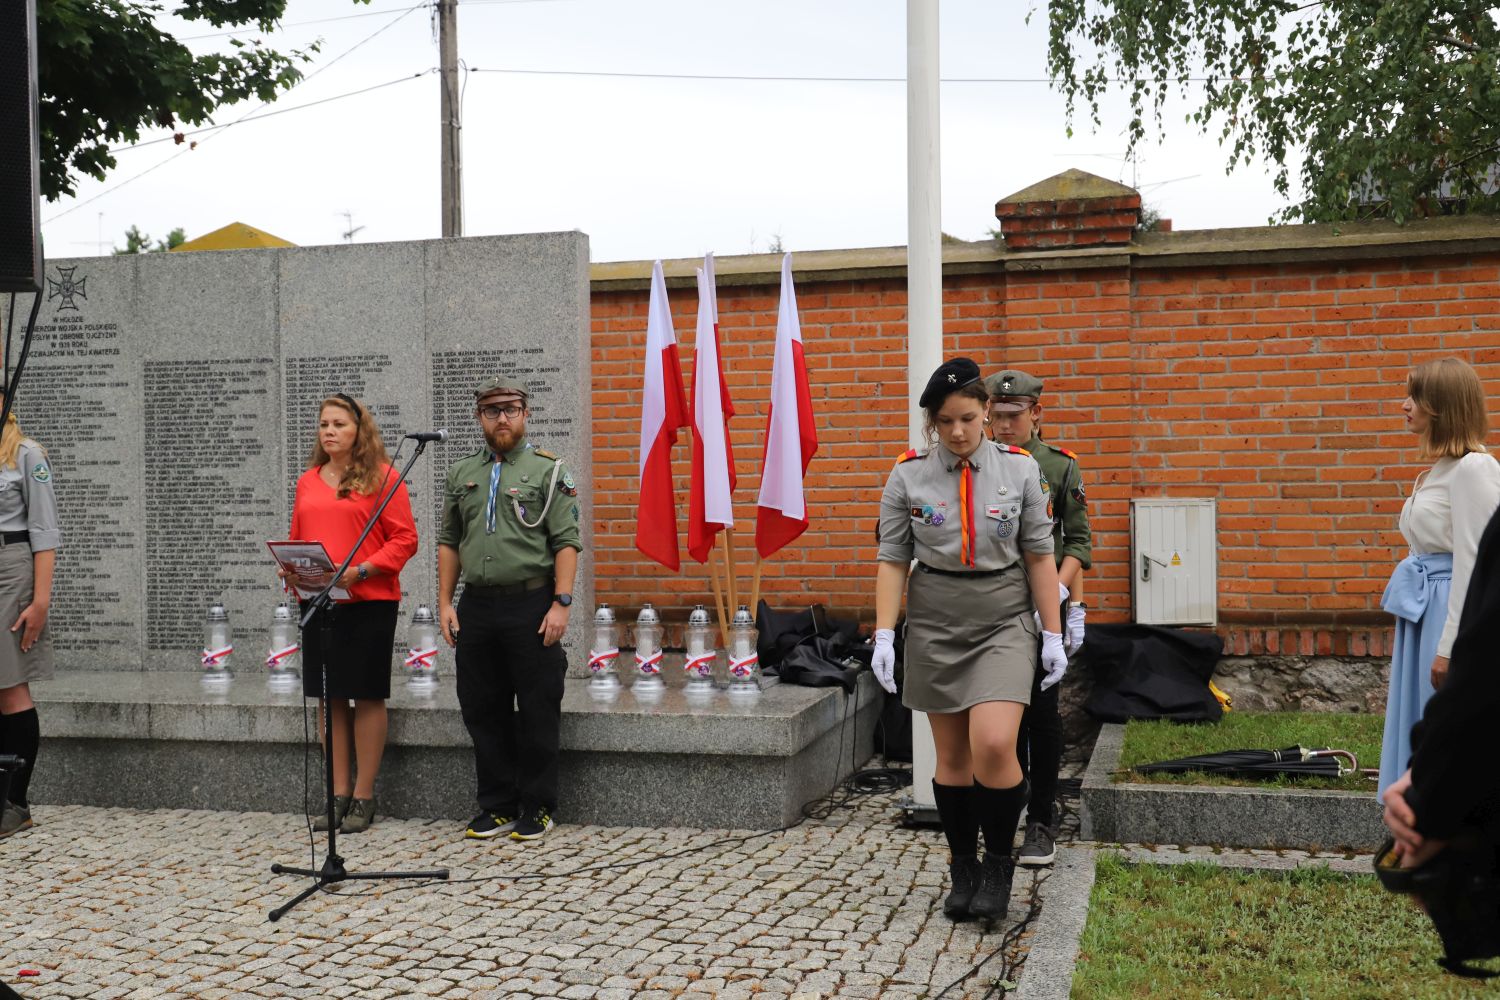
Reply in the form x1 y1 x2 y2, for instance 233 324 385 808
511 459 564 529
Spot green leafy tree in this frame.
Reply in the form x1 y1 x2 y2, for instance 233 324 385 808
113 225 187 254
1044 1 1500 223
38 0 340 201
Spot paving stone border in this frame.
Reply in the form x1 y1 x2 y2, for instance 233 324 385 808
1080 723 1385 851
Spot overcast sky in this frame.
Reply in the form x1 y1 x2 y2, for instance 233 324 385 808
40 0 1289 262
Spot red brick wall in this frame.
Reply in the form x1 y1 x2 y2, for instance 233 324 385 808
590 246 1500 654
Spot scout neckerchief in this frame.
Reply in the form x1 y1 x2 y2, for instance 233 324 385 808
959 457 977 567
485 459 502 534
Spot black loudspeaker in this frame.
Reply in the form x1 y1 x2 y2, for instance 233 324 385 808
0 0 42 293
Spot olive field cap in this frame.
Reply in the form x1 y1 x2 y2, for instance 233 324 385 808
985 370 1043 412
474 376 530 402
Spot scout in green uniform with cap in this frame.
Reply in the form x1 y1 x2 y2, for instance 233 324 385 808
986 368 1093 868
438 376 581 843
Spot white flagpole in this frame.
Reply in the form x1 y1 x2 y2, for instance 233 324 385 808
907 0 942 813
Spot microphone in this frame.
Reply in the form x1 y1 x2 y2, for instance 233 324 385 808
405 429 448 443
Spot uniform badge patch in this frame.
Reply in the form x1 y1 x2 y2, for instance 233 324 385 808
1047 500 1055 521
1071 484 1088 508
30 464 50 484
911 503 947 525
560 470 578 497
996 518 1016 538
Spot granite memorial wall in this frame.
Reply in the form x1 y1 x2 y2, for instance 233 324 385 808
2 233 592 672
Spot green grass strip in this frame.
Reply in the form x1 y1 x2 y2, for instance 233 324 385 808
1115 712 1385 791
1073 854 1498 998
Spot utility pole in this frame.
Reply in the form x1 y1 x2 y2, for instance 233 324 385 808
438 0 463 237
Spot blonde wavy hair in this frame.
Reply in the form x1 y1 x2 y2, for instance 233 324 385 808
307 395 391 498
0 395 31 470
1408 358 1490 460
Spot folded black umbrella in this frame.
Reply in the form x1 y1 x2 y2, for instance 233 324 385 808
1132 745 1358 780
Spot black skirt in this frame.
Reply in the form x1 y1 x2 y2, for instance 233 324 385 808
299 599 399 700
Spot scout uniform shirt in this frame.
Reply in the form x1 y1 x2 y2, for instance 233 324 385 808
878 440 1053 571
0 440 61 551
1021 433 1092 570
439 437 581 586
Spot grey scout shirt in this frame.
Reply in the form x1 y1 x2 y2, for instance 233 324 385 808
0 440 61 551
878 440 1052 572
439 437 581 587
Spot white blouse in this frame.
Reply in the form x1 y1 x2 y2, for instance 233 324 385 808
1399 450 1500 657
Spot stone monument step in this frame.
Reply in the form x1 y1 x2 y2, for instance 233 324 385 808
30 670 882 830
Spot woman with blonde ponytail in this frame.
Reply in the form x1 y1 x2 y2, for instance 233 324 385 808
0 395 61 839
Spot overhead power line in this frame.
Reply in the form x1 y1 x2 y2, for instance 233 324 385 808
466 67 1231 84
107 71 435 152
44 4 429 223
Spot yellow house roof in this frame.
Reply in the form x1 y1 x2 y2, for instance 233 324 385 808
171 222 296 252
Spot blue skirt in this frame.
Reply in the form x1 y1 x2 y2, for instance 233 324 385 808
1379 553 1453 795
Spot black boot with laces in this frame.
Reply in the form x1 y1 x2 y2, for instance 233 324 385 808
943 856 981 920
968 852 1015 921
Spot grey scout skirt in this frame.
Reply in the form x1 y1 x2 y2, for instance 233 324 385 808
902 564 1037 714
0 543 55 688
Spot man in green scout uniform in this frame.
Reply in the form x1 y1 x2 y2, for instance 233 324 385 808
438 377 581 843
986 369 1092 868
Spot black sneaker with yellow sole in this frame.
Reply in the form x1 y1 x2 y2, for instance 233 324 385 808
509 807 554 841
465 811 519 839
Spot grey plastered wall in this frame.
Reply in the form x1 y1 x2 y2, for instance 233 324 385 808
5 233 592 673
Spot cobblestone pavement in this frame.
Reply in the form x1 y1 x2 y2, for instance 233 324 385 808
0 784 1057 1000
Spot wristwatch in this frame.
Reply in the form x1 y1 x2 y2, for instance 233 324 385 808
553 593 572 608
356 564 369 582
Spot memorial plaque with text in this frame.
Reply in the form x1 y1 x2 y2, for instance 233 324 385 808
1 233 589 671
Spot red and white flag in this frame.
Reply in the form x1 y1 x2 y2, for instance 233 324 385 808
687 253 737 564
755 253 818 557
634 260 690 570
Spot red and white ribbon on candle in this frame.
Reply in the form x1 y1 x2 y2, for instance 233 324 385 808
683 651 716 678
635 648 664 675
265 644 300 669
201 646 233 668
729 652 759 679
404 646 438 672
588 646 620 674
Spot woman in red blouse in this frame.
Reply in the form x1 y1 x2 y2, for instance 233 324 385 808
288 393 417 834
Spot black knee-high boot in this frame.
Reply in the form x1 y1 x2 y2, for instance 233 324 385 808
931 780 981 919
970 777 1029 920
0 708 39 807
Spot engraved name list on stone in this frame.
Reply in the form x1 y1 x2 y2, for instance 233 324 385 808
16 316 137 659
281 354 405 510
144 358 277 651
427 346 576 524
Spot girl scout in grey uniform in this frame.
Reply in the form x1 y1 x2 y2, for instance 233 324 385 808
871 359 1066 922
0 399 60 839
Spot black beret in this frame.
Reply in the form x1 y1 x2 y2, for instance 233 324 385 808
919 357 983 408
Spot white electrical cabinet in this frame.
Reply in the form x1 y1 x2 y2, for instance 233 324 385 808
1131 498 1218 626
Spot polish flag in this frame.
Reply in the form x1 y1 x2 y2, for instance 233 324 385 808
634 261 690 570
687 254 737 564
755 254 818 557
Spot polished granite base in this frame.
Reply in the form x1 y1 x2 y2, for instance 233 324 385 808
29 668 881 829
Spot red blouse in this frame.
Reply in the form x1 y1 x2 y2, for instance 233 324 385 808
289 465 418 602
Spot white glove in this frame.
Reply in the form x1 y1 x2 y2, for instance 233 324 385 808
1058 581 1070 605
1067 602 1086 654
872 628 898 694
1039 630 1068 691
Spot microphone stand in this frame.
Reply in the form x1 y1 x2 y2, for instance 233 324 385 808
268 438 449 922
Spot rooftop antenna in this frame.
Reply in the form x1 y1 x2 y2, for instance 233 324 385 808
70 212 113 255
339 210 365 244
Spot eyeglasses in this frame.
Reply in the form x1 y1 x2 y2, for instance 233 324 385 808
478 403 525 422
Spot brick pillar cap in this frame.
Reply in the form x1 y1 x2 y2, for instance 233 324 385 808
996 168 1140 209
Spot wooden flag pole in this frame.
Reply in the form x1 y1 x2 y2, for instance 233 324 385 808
723 526 743 613
750 552 764 616
708 539 730 642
